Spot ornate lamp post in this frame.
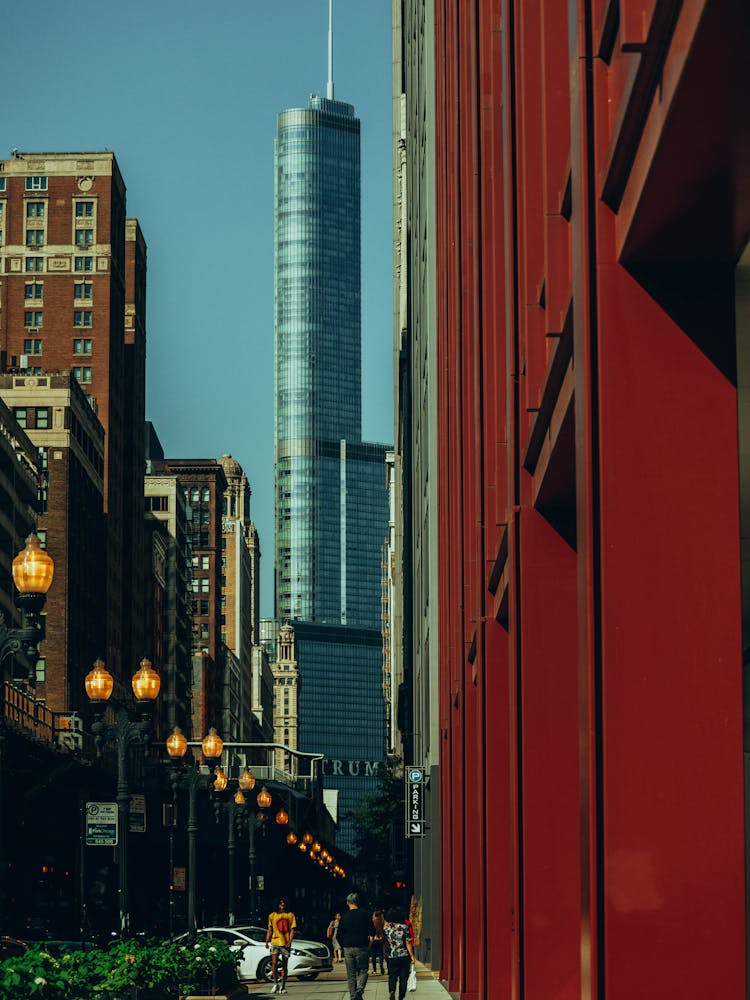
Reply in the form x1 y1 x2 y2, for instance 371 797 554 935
0 534 54 933
166 724 223 939
84 657 161 937
0 533 54 675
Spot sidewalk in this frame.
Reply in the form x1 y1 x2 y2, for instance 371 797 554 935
244 963 450 999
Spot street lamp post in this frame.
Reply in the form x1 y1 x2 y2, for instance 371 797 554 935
166 725 223 939
84 657 161 937
0 534 54 933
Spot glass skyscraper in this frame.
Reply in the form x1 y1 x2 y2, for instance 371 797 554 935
274 94 388 853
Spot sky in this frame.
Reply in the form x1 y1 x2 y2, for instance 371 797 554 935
2 0 394 616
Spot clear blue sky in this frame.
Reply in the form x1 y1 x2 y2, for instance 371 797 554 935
3 0 394 616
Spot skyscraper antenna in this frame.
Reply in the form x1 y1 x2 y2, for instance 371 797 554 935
327 0 334 99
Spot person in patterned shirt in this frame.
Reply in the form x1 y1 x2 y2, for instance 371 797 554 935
383 906 416 1000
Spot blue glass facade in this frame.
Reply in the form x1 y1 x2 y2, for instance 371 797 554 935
273 95 388 853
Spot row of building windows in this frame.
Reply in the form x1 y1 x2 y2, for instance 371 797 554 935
22 256 95 272
13 407 50 430
23 229 94 247
20 338 93 355
23 310 93 327
24 282 92 299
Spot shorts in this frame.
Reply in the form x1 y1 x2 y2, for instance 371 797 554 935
271 945 291 959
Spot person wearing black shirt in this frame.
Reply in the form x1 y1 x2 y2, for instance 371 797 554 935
336 892 372 1000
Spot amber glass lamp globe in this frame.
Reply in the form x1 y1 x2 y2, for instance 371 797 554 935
275 809 289 826
214 768 228 792
12 534 54 595
132 658 161 702
238 768 256 791
166 727 188 759
286 831 298 845
256 786 272 810
234 790 246 806
202 728 223 760
302 832 313 845
84 659 114 703
298 843 307 853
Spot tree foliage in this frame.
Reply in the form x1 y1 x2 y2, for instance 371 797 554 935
348 760 404 900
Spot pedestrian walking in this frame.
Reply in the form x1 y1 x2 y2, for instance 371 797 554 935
264 897 297 995
336 892 372 1000
327 911 343 963
384 905 416 1000
370 908 385 973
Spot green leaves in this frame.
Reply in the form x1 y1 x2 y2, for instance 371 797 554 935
0 938 240 1000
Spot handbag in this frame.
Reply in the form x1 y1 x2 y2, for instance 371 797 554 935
407 965 417 992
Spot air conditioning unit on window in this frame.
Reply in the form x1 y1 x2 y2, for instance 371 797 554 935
27 327 38 333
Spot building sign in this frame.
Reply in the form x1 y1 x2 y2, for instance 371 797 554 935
129 794 146 833
85 802 118 846
322 759 384 778
405 767 425 838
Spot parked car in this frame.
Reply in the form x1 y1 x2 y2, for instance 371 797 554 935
188 925 331 982
0 936 27 958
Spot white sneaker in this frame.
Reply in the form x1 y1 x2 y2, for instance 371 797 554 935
270 985 278 995
279 988 288 995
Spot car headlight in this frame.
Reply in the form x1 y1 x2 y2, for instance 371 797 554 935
290 948 305 956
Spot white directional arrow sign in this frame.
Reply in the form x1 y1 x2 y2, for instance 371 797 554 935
405 767 426 838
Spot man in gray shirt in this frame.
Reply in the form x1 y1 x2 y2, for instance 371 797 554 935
336 892 372 1000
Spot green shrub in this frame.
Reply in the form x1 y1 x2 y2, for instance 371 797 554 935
0 938 239 1000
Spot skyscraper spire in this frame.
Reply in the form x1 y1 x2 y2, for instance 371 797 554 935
327 0 334 100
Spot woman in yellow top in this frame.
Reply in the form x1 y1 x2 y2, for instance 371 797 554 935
265 898 297 995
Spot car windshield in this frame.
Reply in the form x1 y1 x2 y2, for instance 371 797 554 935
234 927 266 941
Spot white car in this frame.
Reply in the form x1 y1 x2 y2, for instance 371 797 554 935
196 925 332 982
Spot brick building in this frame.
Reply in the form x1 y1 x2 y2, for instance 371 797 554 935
163 458 227 740
218 453 260 740
0 151 147 688
143 473 193 737
0 373 105 712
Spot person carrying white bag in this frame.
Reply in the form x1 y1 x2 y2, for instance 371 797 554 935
383 907 416 999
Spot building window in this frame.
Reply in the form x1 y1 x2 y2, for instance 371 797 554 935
74 256 93 272
38 447 48 470
73 338 93 355
200 578 210 594
23 339 43 354
26 201 45 218
74 282 93 300
25 257 44 272
191 579 199 593
24 311 43 327
74 310 92 327
75 229 94 246
190 487 200 502
24 282 43 300
200 600 209 616
201 555 209 570
72 366 92 384
201 487 210 502
35 408 50 429
145 495 169 511
13 408 27 428
35 657 46 684
25 176 48 191
26 229 44 246
36 527 47 546
75 201 94 217
0 179 5 192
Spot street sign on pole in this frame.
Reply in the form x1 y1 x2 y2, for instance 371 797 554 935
129 794 146 833
405 766 426 838
85 802 118 846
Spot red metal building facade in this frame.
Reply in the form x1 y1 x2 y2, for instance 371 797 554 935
433 1 749 996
